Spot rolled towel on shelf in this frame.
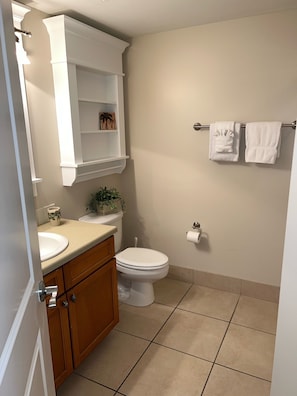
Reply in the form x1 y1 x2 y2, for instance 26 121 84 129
245 122 282 164
209 121 241 162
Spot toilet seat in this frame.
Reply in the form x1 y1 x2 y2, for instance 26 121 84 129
116 247 168 270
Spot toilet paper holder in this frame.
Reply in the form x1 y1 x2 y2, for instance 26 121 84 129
192 221 201 230
186 221 202 244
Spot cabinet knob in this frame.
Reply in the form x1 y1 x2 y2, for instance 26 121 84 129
62 300 69 308
70 294 77 303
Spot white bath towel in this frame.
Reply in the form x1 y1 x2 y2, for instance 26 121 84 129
245 122 282 164
209 121 241 162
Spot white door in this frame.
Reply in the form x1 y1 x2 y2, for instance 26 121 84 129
0 1 55 395
270 122 297 394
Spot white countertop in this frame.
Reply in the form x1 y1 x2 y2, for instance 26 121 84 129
39 219 116 275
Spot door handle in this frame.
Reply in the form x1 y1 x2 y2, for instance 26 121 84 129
37 281 58 308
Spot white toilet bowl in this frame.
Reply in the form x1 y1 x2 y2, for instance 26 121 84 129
116 247 169 306
79 211 169 307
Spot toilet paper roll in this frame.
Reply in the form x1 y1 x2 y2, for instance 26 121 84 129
186 230 201 244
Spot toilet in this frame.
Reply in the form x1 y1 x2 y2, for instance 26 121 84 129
79 211 169 306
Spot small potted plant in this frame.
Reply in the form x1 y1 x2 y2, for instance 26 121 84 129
87 186 125 215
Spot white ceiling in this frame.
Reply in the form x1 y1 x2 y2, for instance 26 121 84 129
18 0 297 39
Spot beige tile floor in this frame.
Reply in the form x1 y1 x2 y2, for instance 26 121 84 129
57 277 278 396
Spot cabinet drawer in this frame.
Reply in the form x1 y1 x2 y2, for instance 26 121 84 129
44 267 65 296
63 236 115 289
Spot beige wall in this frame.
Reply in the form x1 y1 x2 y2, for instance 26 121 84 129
22 9 297 287
122 10 297 286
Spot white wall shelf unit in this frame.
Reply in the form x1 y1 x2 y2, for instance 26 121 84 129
43 15 129 186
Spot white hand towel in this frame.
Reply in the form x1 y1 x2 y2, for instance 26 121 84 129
245 122 282 164
209 121 241 162
215 129 235 153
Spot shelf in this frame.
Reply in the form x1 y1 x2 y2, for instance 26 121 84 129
80 155 129 165
44 15 129 186
78 98 116 105
60 156 129 186
80 129 118 134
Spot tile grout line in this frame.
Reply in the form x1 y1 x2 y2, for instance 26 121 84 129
64 282 276 395
200 293 241 395
72 371 118 393
114 286 192 394
151 341 215 365
176 306 231 324
114 340 151 394
118 286 273 395
58 280 277 396
214 362 272 383
230 321 277 336
116 285 247 395
201 294 275 389
114 283 193 342
152 284 195 340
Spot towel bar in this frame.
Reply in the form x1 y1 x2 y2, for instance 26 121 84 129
193 120 296 131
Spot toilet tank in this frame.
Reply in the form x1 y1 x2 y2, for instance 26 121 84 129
78 211 123 253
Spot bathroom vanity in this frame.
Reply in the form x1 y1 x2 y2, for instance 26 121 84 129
40 220 119 389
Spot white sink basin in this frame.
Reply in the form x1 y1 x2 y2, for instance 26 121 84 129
38 232 69 261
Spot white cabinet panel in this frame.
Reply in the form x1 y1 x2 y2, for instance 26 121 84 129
44 15 129 186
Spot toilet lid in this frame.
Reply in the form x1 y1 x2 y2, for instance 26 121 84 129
116 248 168 270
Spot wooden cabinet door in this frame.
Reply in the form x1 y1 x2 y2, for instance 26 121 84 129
44 267 72 388
67 258 119 367
47 296 73 389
